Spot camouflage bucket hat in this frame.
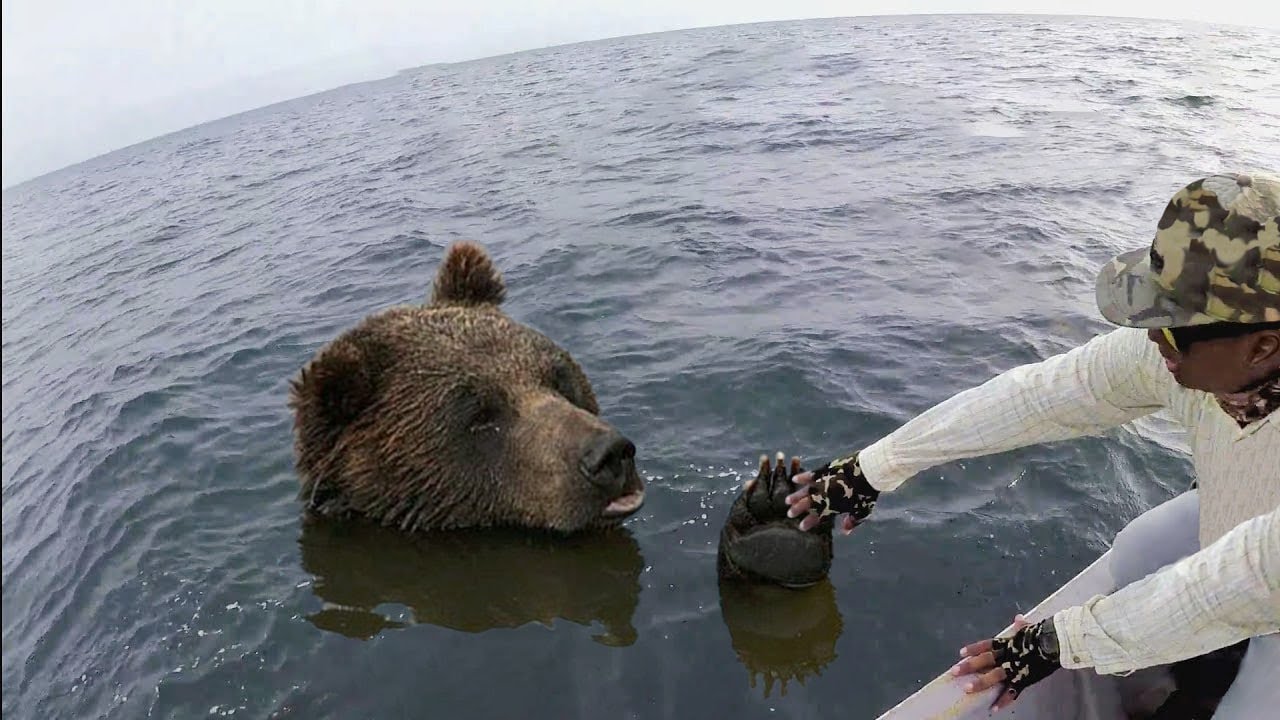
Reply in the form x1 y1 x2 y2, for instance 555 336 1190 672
1095 172 1280 328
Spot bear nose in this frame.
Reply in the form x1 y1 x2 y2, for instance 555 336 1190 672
580 429 636 493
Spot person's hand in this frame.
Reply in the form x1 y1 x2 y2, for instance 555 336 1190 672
783 452 879 534
949 615 1062 712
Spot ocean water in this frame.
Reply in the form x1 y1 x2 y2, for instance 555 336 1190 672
4 13 1279 720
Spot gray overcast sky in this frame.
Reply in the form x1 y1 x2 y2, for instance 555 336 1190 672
4 1 1278 188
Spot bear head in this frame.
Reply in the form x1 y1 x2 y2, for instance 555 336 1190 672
288 241 646 533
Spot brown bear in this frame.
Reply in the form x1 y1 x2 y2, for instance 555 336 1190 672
288 241 646 533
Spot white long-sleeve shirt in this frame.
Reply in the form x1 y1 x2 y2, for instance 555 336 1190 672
856 326 1280 675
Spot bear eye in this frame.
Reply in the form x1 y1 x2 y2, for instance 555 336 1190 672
548 361 583 406
466 399 504 434
448 382 506 436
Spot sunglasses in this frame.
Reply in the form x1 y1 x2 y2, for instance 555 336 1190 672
1159 322 1271 354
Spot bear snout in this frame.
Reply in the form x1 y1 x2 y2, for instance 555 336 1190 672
578 428 636 495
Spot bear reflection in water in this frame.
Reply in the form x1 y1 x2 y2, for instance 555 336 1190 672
718 577 844 698
297 516 644 646
296 513 843 695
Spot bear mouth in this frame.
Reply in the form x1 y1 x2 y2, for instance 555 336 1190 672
602 489 645 518
601 474 646 520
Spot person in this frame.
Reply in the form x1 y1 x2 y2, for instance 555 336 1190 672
782 172 1280 717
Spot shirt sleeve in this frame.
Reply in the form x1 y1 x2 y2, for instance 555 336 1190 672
1053 505 1280 675
857 326 1173 492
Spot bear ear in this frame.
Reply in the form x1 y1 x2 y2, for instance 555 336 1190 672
288 337 377 452
428 241 506 308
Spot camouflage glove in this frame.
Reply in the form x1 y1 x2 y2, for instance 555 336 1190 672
805 453 880 523
991 619 1061 698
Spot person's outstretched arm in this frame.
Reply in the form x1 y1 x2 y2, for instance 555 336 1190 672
860 326 1173 491
788 327 1175 531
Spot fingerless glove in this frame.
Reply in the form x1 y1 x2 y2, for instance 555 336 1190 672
805 453 879 522
992 619 1061 697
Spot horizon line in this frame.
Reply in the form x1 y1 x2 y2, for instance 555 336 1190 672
3 10 1271 192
